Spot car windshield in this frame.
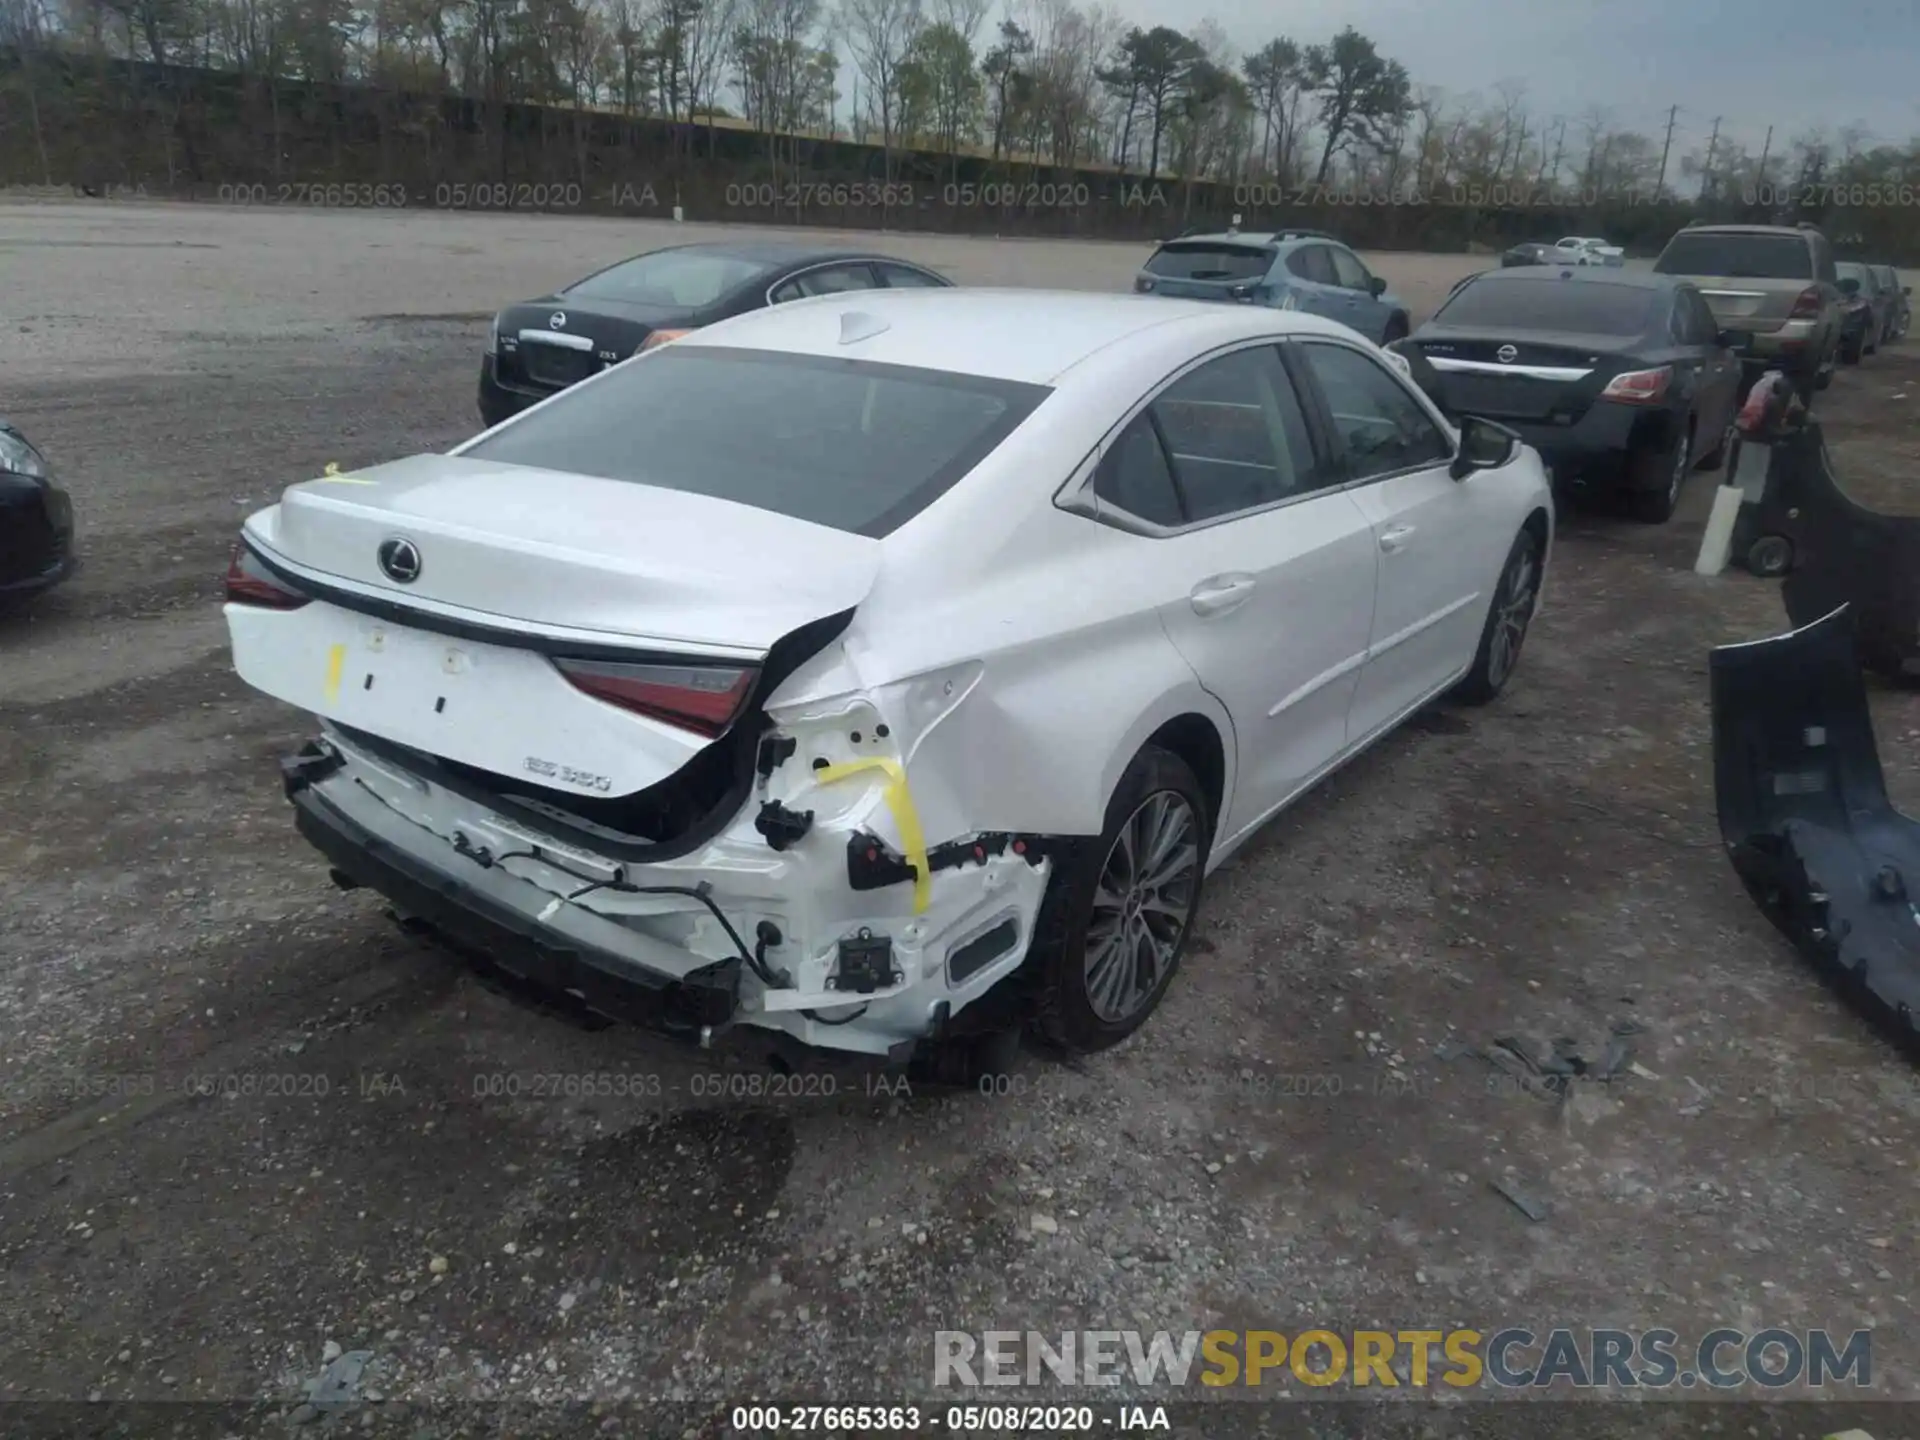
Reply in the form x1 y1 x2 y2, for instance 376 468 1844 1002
1144 242 1274 282
1654 232 1812 280
1433 278 1653 335
461 348 1051 537
565 249 772 308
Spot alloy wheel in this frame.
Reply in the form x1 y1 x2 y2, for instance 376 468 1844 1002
1084 791 1200 1023
1487 546 1538 690
1668 429 1692 507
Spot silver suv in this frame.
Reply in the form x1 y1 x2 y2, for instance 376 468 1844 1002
1652 223 1843 400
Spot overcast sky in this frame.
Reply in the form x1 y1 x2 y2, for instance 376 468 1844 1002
1108 0 1918 156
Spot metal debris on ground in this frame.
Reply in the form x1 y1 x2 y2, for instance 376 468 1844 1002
1490 1177 1550 1222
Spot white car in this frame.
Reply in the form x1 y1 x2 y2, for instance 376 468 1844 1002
1550 236 1625 268
224 290 1554 1067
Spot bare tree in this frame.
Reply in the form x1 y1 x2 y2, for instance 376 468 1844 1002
839 0 922 178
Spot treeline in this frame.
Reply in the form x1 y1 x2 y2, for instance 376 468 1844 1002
2 0 1918 257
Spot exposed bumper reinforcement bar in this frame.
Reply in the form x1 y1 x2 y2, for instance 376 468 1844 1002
289 775 741 1037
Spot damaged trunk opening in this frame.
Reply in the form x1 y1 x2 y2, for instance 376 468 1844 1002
1710 604 1920 1052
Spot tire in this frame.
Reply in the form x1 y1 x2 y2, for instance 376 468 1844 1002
1745 534 1794 578
1451 525 1544 706
1840 335 1863 365
1625 418 1692 524
1026 746 1210 1054
1697 408 1738 472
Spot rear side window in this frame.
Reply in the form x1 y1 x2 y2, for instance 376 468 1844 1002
1434 278 1653 335
1092 415 1184 527
876 263 948 288
1144 242 1275 282
1654 232 1813 280
1148 346 1321 522
1286 246 1337 285
463 348 1050 538
568 250 769 307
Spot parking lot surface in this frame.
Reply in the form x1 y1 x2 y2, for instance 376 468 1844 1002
2 200 1918 1420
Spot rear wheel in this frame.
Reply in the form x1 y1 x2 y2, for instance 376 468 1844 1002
1027 747 1209 1054
1452 525 1543 705
1625 418 1692 524
1698 409 1738 472
1840 333 1864 365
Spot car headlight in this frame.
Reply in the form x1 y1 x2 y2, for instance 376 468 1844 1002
0 425 48 480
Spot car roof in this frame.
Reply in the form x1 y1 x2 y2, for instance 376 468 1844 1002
1673 224 1817 238
1155 228 1337 249
669 287 1370 385
599 240 919 270
1462 266 1677 292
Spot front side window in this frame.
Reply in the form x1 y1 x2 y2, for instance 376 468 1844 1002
463 348 1050 538
1296 342 1453 481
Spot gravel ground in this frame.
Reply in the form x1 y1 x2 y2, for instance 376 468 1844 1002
2 199 1919 1436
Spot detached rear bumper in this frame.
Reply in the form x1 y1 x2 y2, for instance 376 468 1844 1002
285 745 740 1038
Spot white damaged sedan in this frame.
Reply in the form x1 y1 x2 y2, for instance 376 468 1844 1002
224 288 1553 1067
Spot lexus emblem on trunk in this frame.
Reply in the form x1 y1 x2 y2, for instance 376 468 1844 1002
378 538 422 584
1496 344 1518 363
549 311 567 329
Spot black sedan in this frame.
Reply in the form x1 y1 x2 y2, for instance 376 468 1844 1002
1500 241 1554 267
478 242 952 428
0 420 76 607
1408 267 1745 524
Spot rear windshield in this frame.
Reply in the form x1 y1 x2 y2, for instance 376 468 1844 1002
566 249 771 308
1433 278 1653 335
1836 262 1874 287
1654 232 1812 280
1145 242 1274 282
461 348 1050 537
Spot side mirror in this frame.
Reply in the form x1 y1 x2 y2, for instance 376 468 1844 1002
1839 277 1860 296
1368 275 1387 298
1450 415 1519 480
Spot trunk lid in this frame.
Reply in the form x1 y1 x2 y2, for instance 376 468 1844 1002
495 298 692 392
1692 279 1799 330
250 453 881 654
1415 330 1621 422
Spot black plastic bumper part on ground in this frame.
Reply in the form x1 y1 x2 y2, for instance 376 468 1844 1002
284 748 740 1037
1710 605 1920 1047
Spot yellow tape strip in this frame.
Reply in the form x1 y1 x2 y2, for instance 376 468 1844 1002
322 643 346 703
814 758 929 915
314 461 378 485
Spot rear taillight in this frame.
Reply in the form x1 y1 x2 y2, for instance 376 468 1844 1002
553 658 758 738
1599 366 1672 405
1788 286 1824 320
224 542 310 610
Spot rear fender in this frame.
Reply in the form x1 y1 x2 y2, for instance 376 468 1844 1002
760 619 1235 851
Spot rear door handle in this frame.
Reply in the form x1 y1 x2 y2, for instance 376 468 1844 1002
1190 575 1256 617
1379 525 1416 553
